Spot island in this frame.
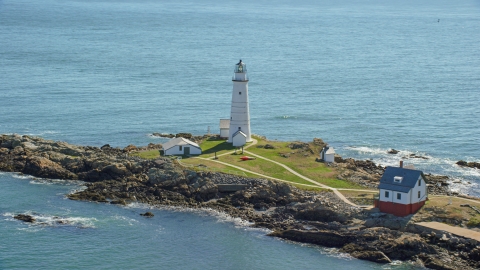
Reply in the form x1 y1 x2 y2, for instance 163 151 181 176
1 133 479 270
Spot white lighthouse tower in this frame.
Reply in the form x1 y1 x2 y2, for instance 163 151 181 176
227 60 252 144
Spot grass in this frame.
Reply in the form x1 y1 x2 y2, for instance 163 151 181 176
129 135 371 191
216 152 314 186
130 149 160 159
247 137 367 189
199 138 236 156
416 196 480 227
467 215 480 228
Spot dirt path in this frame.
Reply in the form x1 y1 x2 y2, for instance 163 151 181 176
189 141 362 207
416 222 480 242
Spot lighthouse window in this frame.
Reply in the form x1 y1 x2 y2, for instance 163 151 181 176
239 92 242 95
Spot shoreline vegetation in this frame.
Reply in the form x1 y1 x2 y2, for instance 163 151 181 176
1 133 479 269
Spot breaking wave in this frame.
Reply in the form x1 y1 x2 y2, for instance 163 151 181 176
3 211 97 229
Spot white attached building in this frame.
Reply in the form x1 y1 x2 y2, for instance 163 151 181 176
320 145 335 163
219 119 230 139
232 130 247 147
375 165 428 217
228 60 252 143
162 137 202 156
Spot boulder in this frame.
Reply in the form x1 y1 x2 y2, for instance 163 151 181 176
140 212 154 217
264 144 275 149
269 229 350 248
387 149 399 154
352 251 392 264
123 145 137 152
23 156 77 180
14 214 36 223
175 133 192 139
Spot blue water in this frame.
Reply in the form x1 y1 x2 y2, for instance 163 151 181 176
0 0 479 268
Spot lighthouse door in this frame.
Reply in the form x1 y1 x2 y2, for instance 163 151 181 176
184 147 190 155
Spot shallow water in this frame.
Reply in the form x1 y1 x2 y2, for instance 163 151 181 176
0 173 420 269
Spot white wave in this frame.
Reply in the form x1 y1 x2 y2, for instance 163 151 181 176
26 130 60 136
11 173 34 180
4 211 97 229
123 202 260 231
29 178 84 187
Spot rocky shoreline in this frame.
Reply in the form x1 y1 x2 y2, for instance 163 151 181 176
1 134 479 269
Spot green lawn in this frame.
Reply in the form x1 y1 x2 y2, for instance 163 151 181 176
216 152 314 186
129 135 369 191
247 138 366 189
130 149 160 159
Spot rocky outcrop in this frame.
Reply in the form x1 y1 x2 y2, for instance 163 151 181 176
140 212 154 217
456 160 480 170
2 134 479 269
387 149 399 154
14 214 36 223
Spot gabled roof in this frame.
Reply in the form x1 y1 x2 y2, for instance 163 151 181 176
325 147 335 155
378 166 424 193
232 130 246 138
162 137 200 151
219 119 230 129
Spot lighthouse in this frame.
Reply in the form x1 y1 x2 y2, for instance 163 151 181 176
227 60 252 144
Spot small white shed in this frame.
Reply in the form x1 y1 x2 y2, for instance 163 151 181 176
320 145 335 163
232 130 247 147
162 137 202 156
219 119 230 139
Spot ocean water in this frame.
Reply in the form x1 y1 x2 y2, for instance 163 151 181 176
0 0 479 268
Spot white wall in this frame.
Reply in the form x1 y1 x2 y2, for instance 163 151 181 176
165 145 201 156
324 153 334 163
220 128 229 138
379 189 393 202
228 80 251 143
410 176 427 204
379 189 409 204
232 133 247 147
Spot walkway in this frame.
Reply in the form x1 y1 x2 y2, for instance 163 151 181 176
191 139 363 207
416 222 480 242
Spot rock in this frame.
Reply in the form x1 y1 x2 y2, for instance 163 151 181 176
175 133 192 139
123 145 137 152
14 214 36 223
456 160 468 166
23 156 77 180
457 160 480 169
288 142 309 150
269 229 349 248
140 212 154 217
387 149 399 154
352 251 392 264
111 199 127 205
100 144 111 150
264 144 275 149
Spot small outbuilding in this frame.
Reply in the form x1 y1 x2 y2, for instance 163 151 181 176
375 163 428 217
219 119 230 139
320 145 335 163
232 130 247 147
162 137 202 156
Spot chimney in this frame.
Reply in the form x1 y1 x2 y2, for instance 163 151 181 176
399 160 404 168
